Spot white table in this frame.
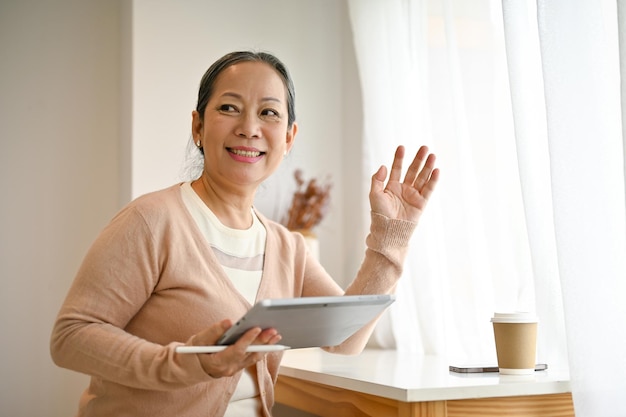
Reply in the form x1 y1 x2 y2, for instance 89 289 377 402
275 348 574 417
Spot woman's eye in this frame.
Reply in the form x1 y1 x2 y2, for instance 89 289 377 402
261 108 280 118
218 104 237 112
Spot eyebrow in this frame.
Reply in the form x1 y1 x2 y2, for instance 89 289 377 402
220 92 282 103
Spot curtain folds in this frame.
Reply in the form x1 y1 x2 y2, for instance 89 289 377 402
348 0 626 415
530 1 626 415
348 0 537 363
500 0 568 372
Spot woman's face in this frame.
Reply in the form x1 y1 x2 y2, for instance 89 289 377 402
192 61 297 193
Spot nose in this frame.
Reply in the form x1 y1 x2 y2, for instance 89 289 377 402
235 112 261 139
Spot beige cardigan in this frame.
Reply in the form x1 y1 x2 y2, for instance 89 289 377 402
50 184 416 417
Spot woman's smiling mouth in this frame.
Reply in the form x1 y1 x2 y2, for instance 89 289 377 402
227 147 265 162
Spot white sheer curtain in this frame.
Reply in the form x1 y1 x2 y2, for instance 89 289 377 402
348 0 626 415
348 0 544 364
503 0 626 415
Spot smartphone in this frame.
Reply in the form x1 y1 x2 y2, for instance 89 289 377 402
449 363 548 373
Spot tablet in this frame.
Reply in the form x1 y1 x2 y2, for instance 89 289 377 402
216 294 395 349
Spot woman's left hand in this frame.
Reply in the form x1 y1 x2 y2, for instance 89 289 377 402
369 145 439 223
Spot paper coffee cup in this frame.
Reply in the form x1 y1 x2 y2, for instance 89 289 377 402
491 312 538 375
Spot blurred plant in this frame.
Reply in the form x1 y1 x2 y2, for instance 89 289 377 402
283 169 332 231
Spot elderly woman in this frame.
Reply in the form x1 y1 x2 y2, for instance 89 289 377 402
50 50 439 417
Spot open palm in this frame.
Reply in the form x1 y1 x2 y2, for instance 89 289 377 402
369 145 439 223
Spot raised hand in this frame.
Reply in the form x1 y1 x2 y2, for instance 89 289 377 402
369 145 439 223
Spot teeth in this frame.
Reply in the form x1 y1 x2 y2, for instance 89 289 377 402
231 149 261 158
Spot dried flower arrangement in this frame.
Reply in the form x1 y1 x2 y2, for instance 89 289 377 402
283 169 332 232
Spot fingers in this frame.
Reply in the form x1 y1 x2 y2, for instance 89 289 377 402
196 327 262 379
379 145 439 192
190 324 282 379
411 150 438 194
370 165 387 195
255 328 282 346
420 165 440 201
403 145 430 185
233 327 281 350
387 146 406 184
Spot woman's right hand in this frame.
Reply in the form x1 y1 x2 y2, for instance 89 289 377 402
189 320 281 378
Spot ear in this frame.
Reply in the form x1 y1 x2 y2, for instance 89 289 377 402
285 122 298 153
191 110 203 140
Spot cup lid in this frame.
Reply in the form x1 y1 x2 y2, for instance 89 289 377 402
491 312 538 323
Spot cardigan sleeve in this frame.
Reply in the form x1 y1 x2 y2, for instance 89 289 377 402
323 211 417 355
50 203 212 390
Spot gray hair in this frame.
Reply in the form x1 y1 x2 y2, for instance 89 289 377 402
196 50 296 127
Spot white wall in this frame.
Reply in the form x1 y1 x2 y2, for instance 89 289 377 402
129 0 361 283
0 1 120 415
0 0 361 416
